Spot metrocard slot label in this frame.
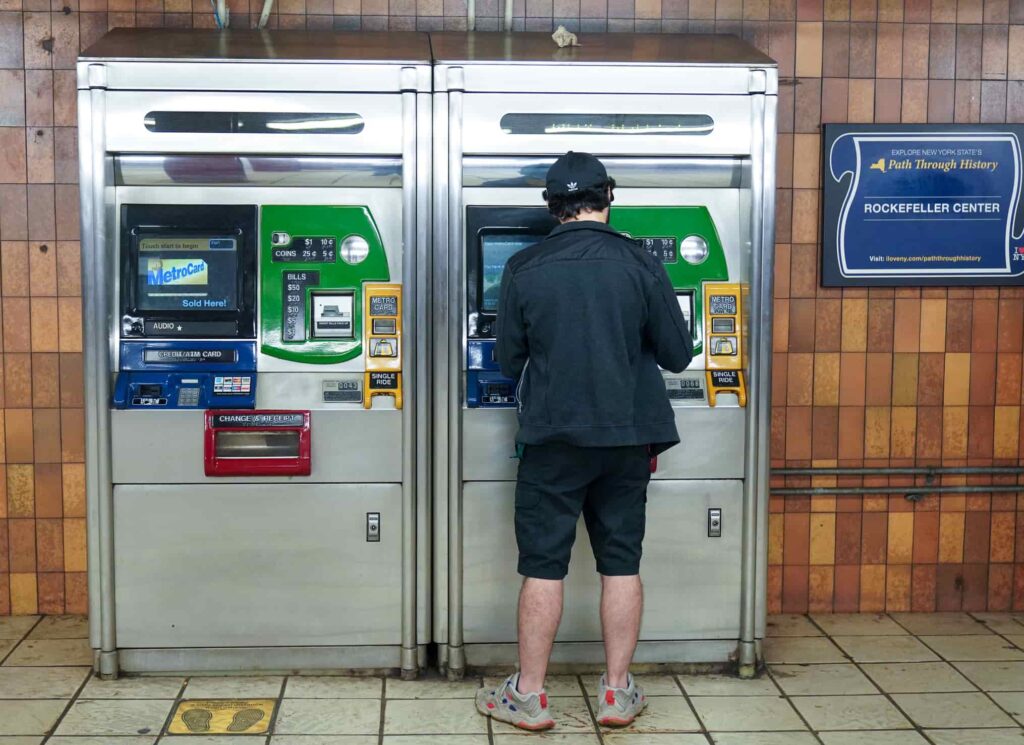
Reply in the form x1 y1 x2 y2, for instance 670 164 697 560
823 125 1024 285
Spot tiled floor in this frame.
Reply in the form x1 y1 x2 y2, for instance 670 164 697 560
1 612 1024 743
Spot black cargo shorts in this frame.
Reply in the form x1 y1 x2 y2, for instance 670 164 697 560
514 442 651 580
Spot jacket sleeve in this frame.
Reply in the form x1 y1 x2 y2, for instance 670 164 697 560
495 265 529 379
644 263 694 373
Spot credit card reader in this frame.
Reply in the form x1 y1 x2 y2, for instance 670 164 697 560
114 204 259 410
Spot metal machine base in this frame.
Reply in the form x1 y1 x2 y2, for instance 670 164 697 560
460 639 744 672
115 644 428 675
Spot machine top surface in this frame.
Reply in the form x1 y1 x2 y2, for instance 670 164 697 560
79 28 432 64
430 32 775 67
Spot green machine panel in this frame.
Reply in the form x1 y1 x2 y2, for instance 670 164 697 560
612 206 729 355
260 205 390 364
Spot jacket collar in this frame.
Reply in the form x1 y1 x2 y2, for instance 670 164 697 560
548 220 621 238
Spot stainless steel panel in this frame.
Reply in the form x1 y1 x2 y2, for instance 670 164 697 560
115 155 403 187
463 156 744 188
120 645 404 673
465 639 738 667
111 409 402 484
460 406 745 481
105 92 404 155
461 479 743 644
462 94 754 156
82 29 431 63
430 32 775 67
113 483 402 647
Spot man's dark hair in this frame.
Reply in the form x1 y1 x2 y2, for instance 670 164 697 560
543 178 616 221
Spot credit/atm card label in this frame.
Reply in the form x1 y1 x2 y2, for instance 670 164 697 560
369 296 398 316
710 370 741 387
368 371 399 390
639 237 678 263
143 348 237 364
271 236 337 263
709 295 738 315
211 412 305 427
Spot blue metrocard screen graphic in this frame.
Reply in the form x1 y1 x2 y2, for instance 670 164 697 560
822 125 1024 285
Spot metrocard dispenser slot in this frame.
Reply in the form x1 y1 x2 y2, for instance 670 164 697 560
204 410 311 476
706 370 747 407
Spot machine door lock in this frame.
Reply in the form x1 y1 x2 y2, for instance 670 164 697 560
708 508 722 538
366 512 380 542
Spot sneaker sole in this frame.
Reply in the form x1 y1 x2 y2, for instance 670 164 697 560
476 701 555 731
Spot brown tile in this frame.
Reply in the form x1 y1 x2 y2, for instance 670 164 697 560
902 22 930 78
891 405 917 458
58 352 82 408
875 21 902 77
946 296 973 351
30 296 58 351
963 510 991 564
967 405 995 459
814 352 841 404
839 352 867 405
28 241 56 295
788 352 815 405
0 69 25 126
876 77 903 119
955 79 982 122
850 0 875 19
32 407 60 463
783 565 810 613
54 184 78 240
33 462 60 519
877 0 901 19
37 571 64 615
785 511 811 565
972 297 999 352
959 0 984 20
31 352 57 408
986 0 1010 22
912 564 938 611
5 408 33 463
936 564 964 610
834 563 860 612
26 127 53 183
939 509 966 562
1 240 29 295
55 241 80 296
772 406 787 460
815 299 842 352
776 188 793 241
998 297 1023 351
789 299 817 352
929 23 957 78
796 20 823 77
835 510 862 563
838 405 865 459
821 77 849 122
770 20 796 76
982 23 1009 80
4 353 31 407
53 69 75 126
865 352 893 405
993 405 1019 458
860 564 886 611
969 352 997 405
0 126 27 183
990 510 1016 562
967 568 992 617
1010 25 1024 78
60 462 84 518
822 21 850 76
862 510 888 563
824 0 849 17
63 516 85 572
812 406 839 458
891 353 919 405
986 563 1012 611
809 565 834 612
790 243 819 298
36 517 62 572
954 23 984 79
981 79 1008 121
57 296 81 352
848 78 875 120
848 20 876 75
771 0 796 18
7 464 33 517
60 407 84 462
842 297 869 351
786 405 813 460
944 353 971 405
27 183 54 240
65 571 87 614
943 406 969 458
777 134 794 190
928 79 955 121
916 405 942 459
9 518 36 572
867 296 894 350
0 184 28 239
791 189 818 244
913 509 940 563
902 79 929 121
886 564 912 610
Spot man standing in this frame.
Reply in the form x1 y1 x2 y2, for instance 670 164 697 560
476 152 693 730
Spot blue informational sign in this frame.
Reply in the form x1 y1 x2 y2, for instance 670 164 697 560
822 125 1024 285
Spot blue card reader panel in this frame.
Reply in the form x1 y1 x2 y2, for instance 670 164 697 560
115 341 257 409
467 340 517 408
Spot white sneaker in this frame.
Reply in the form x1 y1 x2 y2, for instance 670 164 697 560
596 672 647 727
476 673 555 731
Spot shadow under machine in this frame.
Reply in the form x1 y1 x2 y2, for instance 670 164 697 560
431 32 778 674
77 29 431 676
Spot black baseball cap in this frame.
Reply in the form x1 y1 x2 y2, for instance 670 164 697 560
545 151 610 197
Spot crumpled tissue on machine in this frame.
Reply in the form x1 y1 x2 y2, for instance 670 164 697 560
552 25 580 47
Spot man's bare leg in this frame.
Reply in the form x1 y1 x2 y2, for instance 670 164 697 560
601 574 643 688
517 578 563 693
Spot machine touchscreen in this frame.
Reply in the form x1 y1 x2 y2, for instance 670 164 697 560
135 235 239 312
480 234 537 313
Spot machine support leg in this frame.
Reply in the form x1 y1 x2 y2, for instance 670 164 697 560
446 644 466 681
401 646 419 680
737 640 757 679
98 650 120 680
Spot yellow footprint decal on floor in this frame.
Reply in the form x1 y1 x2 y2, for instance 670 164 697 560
227 707 265 732
181 707 213 733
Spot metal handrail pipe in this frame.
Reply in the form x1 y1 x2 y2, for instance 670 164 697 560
773 467 1024 477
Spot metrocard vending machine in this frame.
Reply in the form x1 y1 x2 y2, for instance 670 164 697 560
432 33 777 674
78 29 431 676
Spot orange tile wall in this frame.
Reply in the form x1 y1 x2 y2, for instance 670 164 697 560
1 1 1023 614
